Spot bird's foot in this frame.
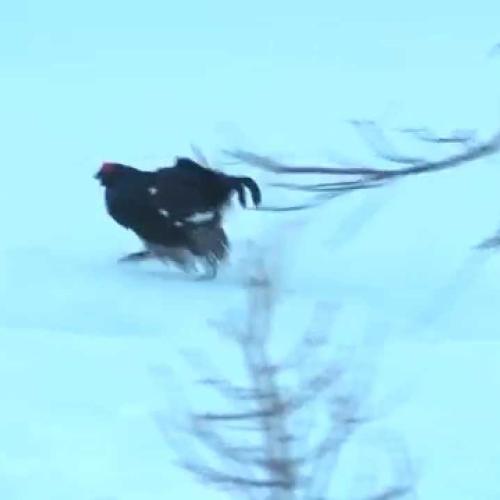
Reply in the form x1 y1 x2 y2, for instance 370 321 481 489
192 258 218 281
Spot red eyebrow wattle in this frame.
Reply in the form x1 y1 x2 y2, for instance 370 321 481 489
100 162 115 173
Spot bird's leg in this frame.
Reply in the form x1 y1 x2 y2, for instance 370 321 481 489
194 255 219 281
118 250 153 263
145 243 199 274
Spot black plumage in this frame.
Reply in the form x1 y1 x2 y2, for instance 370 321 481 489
94 157 262 278
153 157 262 220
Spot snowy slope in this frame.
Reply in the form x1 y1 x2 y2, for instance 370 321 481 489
2 1 500 499
2 157 500 499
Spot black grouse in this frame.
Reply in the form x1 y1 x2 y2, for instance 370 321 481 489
95 157 262 278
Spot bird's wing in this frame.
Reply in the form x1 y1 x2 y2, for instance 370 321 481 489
146 169 219 222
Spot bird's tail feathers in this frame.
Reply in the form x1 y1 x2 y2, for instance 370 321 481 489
231 176 262 208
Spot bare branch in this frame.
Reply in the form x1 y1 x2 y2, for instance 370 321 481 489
230 127 500 178
398 126 476 145
182 461 292 489
190 143 212 168
226 149 388 177
198 407 286 422
199 377 272 403
287 365 344 413
161 252 416 499
226 123 500 212
351 120 426 166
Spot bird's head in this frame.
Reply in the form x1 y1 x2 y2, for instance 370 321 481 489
94 162 128 186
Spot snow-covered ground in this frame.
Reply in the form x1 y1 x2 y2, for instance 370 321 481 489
2 1 500 499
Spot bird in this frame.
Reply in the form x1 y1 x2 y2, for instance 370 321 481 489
94 157 262 279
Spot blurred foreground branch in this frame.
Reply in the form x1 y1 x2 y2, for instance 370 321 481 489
225 121 500 211
157 255 416 499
